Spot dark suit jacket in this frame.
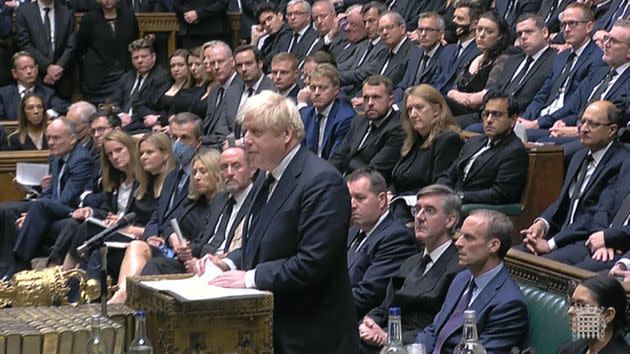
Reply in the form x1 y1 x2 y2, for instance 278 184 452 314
0 83 68 120
329 110 404 182
291 25 318 65
538 65 630 128
540 141 630 247
142 168 190 239
489 46 557 113
435 41 481 94
202 74 244 148
77 7 139 91
594 0 627 32
523 40 606 119
347 213 417 319
311 31 350 64
338 40 389 97
115 64 172 132
591 160 630 251
42 143 96 209
394 44 446 103
300 98 355 159
495 0 543 33
537 0 573 34
437 132 529 204
558 334 630 354
260 22 293 72
173 0 228 37
416 267 528 353
381 38 415 86
227 146 360 353
367 243 463 344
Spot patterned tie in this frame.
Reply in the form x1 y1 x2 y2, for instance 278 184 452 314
565 154 593 226
433 279 476 353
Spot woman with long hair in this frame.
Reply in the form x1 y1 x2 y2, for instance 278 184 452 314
187 46 216 119
8 93 48 150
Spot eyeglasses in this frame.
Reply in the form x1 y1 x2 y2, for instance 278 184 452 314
560 20 588 30
481 110 509 119
602 35 630 46
411 206 438 217
90 126 112 135
580 119 614 129
417 27 439 34
287 11 307 17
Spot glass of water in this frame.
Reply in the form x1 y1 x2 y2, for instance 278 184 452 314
406 343 427 354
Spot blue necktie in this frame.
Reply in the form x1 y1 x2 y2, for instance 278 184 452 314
433 279 476 353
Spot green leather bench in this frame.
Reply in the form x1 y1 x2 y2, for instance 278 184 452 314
519 284 571 354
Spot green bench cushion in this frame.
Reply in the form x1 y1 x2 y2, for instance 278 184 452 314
519 284 571 354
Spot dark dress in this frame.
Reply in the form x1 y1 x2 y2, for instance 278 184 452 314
188 85 211 119
155 86 204 124
7 131 48 150
557 334 630 354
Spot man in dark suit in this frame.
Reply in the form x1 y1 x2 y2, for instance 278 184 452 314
495 0 542 34
210 91 361 353
417 209 528 353
346 168 417 319
253 2 293 72
173 0 229 49
143 144 256 275
2 117 95 280
271 52 301 101
330 75 404 181
394 11 448 103
538 0 572 34
521 3 606 122
521 100 630 264
0 51 68 120
14 0 76 99
434 0 481 94
201 40 244 148
308 0 350 63
114 38 171 135
300 63 355 159
359 185 463 351
593 0 630 33
376 11 416 87
437 91 529 205
285 0 318 65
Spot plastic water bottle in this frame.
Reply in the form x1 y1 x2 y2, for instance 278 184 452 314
87 314 109 354
454 310 487 354
380 307 409 353
128 311 153 354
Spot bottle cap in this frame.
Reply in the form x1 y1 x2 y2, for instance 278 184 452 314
136 311 146 318
388 307 401 316
463 310 476 318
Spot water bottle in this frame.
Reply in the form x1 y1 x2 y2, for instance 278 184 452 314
379 307 409 354
87 314 109 354
454 310 487 354
128 311 153 354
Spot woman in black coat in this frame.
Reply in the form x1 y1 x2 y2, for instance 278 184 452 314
77 0 139 104
7 93 49 150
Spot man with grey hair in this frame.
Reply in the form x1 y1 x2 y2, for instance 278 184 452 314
208 91 361 353
285 0 318 63
378 11 415 86
416 209 528 353
1 117 96 280
359 184 463 352
306 0 350 62
66 101 97 155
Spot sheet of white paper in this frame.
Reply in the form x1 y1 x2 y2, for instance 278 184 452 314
16 163 48 186
140 275 268 301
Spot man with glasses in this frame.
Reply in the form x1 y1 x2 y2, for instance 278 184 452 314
437 91 528 205
285 0 317 64
520 100 630 264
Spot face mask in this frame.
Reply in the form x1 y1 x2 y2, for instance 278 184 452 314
570 303 606 341
455 23 471 37
172 140 195 167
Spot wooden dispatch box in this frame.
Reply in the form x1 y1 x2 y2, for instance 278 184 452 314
126 274 273 354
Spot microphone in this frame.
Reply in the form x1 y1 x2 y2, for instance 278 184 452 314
76 213 137 257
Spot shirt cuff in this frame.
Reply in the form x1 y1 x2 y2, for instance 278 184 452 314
617 258 630 270
223 257 237 271
534 218 550 235
244 269 257 289
547 237 557 251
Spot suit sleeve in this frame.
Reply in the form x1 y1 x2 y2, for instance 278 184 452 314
430 133 464 183
195 0 227 20
58 154 94 208
15 8 53 69
55 12 77 69
523 67 556 119
436 151 461 188
358 125 406 179
330 112 353 158
477 297 529 354
328 123 353 173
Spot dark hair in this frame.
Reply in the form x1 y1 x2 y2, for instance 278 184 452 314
171 112 203 139
515 13 547 29
234 44 264 63
455 0 482 22
347 167 387 195
128 38 154 53
580 275 627 333
483 90 519 117
361 1 385 16
479 10 512 60
255 1 280 20
89 108 122 129
304 50 337 67
12 93 48 146
564 2 595 22
469 209 513 258
363 75 393 95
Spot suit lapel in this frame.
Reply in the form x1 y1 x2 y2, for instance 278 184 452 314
199 193 228 244
458 137 487 172
352 118 370 153
581 141 618 195
604 67 630 100
408 245 458 300
225 186 255 248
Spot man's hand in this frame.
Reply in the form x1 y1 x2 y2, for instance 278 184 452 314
184 257 199 273
593 30 607 48
297 87 312 105
15 212 27 230
591 247 617 262
120 113 132 127
46 64 63 83
516 117 539 129
4 1 19 8
175 243 192 263
183 10 198 24
40 175 52 190
359 316 387 346
609 263 630 282
585 231 605 252
522 237 551 256
549 126 577 138
143 114 160 127
209 270 246 288
251 25 266 45
72 207 92 220
407 30 419 44
550 43 571 53
195 253 229 275
521 219 547 241
146 235 164 248
350 96 363 108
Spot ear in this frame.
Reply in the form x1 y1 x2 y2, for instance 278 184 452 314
488 238 501 254
603 307 616 326
445 213 457 230
378 191 388 209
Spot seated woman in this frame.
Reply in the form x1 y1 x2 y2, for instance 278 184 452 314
187 46 215 119
445 10 511 128
142 49 200 132
108 150 223 304
559 275 630 354
390 85 463 222
8 93 49 150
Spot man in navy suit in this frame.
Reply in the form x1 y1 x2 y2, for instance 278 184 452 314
346 168 417 319
521 100 630 264
1 117 95 279
360 185 463 352
210 91 360 353
416 209 528 353
285 0 318 65
271 52 301 102
300 63 355 159
495 0 542 34
253 2 293 72
376 11 417 87
434 0 481 94
0 51 68 120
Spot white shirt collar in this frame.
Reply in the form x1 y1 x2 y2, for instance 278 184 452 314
269 144 301 182
459 37 475 50
316 100 334 118
590 140 614 166
246 74 264 92
391 37 406 54
232 183 253 206
425 43 440 58
573 39 590 57
423 239 452 263
222 72 237 90
530 45 549 62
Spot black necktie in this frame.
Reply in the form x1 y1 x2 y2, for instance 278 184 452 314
289 32 300 53
415 54 430 84
549 52 576 96
589 69 617 103
381 51 395 74
565 154 593 226
216 87 225 108
312 113 324 154
206 197 236 253
247 87 255 97
250 173 276 231
507 56 533 93
347 231 367 264
43 7 52 49
415 254 432 277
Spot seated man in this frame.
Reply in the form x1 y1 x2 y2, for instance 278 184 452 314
252 2 292 72
0 51 67 120
416 209 529 353
330 75 404 181
300 63 355 159
285 0 318 65
270 52 301 101
437 91 528 205
520 100 630 264
375 11 418 87
359 184 463 351
346 168 417 319
307 0 350 63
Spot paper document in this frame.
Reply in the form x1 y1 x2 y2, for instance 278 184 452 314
140 273 268 301
16 163 48 186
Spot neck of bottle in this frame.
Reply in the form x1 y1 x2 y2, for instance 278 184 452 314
461 316 480 342
91 317 103 337
386 315 404 346
135 317 147 339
